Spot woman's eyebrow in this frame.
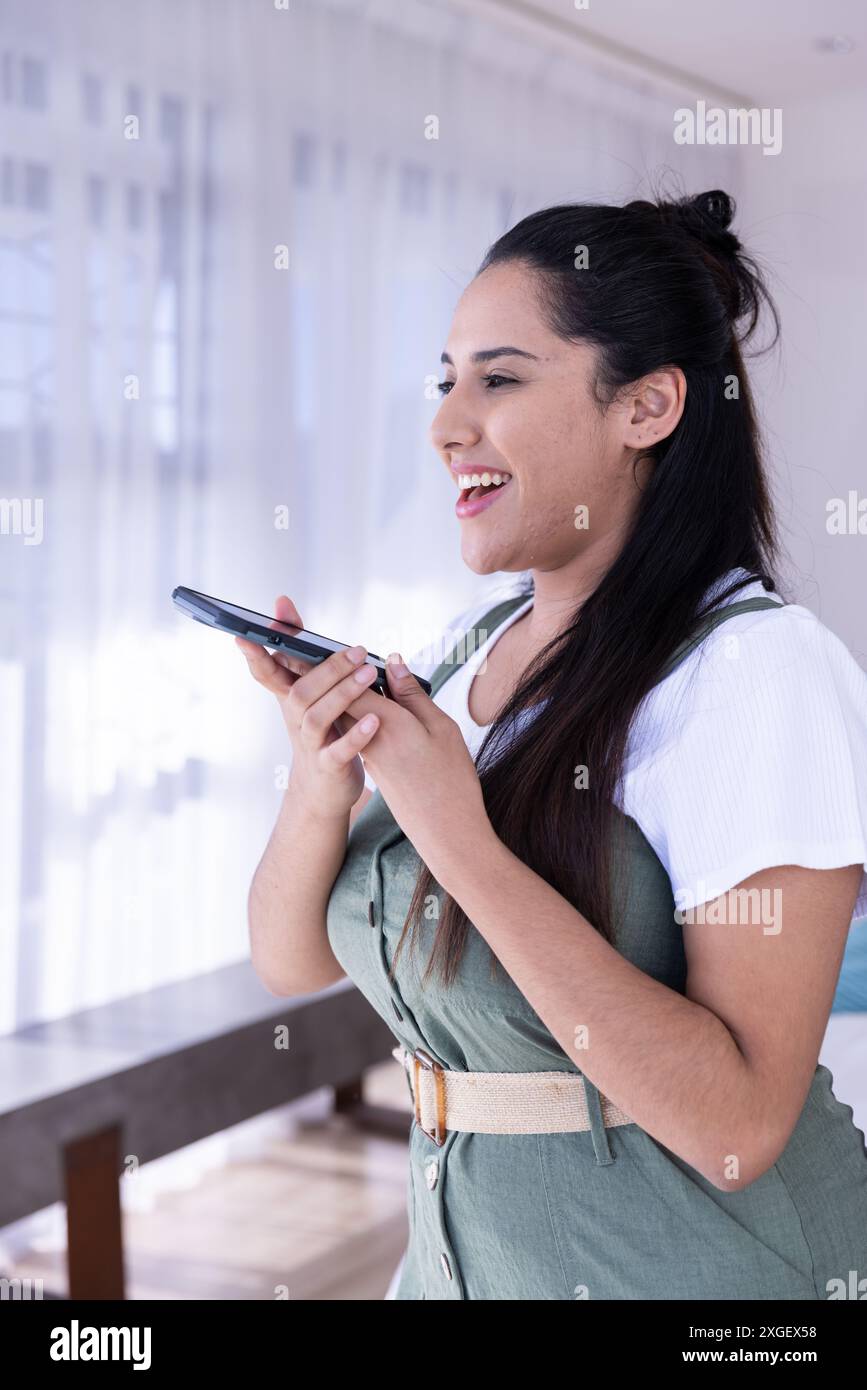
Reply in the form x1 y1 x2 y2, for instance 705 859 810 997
440 346 541 366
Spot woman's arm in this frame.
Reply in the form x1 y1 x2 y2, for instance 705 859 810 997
248 784 373 996
434 836 862 1191
237 597 382 999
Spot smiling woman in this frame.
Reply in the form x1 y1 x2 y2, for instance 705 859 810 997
247 188 867 1301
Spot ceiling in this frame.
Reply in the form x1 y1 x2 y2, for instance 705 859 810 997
472 0 867 102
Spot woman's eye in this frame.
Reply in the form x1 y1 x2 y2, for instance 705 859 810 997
436 373 515 395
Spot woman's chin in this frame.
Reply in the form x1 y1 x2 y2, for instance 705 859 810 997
460 538 518 575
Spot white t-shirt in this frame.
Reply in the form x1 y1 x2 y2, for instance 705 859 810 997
363 568 867 922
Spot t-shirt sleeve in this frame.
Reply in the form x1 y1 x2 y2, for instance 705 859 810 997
622 608 867 922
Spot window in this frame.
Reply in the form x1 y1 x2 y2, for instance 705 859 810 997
82 72 104 124
21 55 48 109
87 174 107 229
126 182 144 232
23 162 51 212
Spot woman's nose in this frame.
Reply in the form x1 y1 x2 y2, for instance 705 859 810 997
430 396 481 455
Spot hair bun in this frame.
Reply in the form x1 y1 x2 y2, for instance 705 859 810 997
693 189 734 230
681 191 738 252
651 189 739 260
623 188 775 341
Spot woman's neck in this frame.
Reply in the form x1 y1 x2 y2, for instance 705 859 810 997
523 533 625 649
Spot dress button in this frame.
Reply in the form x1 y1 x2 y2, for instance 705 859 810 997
391 998 403 1022
424 1158 439 1190
367 900 376 928
440 1252 453 1281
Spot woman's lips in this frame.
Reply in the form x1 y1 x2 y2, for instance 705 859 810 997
455 476 513 519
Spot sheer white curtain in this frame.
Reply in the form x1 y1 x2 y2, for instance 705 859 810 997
0 0 740 1277
1 0 737 1035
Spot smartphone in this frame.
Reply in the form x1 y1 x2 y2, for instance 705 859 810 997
171 586 432 698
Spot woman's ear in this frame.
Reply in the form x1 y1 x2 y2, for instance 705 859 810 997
622 366 686 450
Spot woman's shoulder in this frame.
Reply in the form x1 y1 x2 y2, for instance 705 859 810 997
634 576 866 753
621 579 867 920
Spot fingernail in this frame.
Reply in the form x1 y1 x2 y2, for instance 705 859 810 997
387 651 409 677
354 662 377 683
347 644 366 663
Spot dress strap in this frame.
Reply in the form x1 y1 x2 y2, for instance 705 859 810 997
650 594 785 689
428 593 530 698
428 590 784 700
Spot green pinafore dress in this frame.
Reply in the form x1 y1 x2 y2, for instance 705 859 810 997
325 593 867 1300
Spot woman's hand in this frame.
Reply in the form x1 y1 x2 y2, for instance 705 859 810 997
357 653 493 886
235 594 383 820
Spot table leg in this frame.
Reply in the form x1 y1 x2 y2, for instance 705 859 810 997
63 1125 126 1300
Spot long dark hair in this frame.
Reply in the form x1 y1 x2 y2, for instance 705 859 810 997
391 187 783 988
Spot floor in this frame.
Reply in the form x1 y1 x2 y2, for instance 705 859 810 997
0 1058 413 1301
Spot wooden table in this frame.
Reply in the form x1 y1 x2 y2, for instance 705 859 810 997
0 964 407 1298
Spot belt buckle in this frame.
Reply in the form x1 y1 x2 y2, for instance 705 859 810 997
412 1046 447 1147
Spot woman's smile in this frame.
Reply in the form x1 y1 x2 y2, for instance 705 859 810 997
455 472 514 519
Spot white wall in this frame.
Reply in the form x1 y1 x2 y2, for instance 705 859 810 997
739 87 867 664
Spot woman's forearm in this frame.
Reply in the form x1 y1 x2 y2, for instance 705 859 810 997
248 780 350 996
434 830 766 1190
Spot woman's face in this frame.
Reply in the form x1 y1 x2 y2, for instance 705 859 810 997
431 259 663 579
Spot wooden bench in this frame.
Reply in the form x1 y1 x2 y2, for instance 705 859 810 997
0 964 408 1298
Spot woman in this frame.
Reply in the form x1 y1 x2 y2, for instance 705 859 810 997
241 190 867 1300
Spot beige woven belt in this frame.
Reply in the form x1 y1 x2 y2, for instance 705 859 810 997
392 1045 634 1146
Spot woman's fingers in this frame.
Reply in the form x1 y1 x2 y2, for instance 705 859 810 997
285 645 374 721
264 595 306 673
265 595 305 660
237 636 307 684
294 662 380 744
273 594 304 629
238 632 383 750
237 602 384 758
235 636 296 695
320 710 380 769
269 649 309 677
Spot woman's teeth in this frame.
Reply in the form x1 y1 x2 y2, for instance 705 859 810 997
457 472 511 488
